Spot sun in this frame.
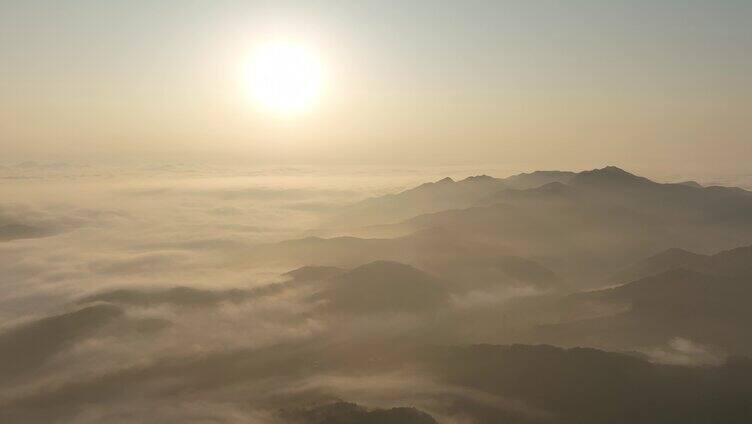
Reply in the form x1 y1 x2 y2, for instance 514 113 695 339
245 41 324 115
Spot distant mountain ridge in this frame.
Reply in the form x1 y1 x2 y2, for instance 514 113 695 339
613 244 752 282
254 167 752 287
381 167 752 283
330 166 751 230
329 174 508 227
329 169 585 228
570 166 656 187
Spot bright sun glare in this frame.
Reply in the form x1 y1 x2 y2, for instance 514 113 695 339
245 42 324 115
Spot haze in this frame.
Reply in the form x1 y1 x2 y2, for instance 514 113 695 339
2 2 752 424
2 1 751 172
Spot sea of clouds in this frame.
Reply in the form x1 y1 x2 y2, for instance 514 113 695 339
2 162 750 423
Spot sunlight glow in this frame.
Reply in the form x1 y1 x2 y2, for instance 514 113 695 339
245 41 324 115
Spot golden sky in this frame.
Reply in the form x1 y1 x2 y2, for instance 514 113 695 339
1 1 750 171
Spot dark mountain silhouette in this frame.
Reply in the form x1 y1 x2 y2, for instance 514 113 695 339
529 268 752 353
474 180 580 207
5 339 751 424
0 223 53 242
676 180 703 188
329 170 579 228
611 247 709 282
78 268 348 308
570 165 655 187
0 305 123 381
8 166 752 423
501 170 576 189
79 261 450 319
380 166 752 284
252 164 752 288
280 402 438 424
703 245 752 276
284 266 347 283
329 175 506 227
614 244 752 282
314 261 449 315
81 286 263 308
331 166 728 232
422 344 752 424
248 229 561 292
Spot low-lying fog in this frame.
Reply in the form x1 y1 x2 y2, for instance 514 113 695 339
2 162 752 423
1 164 444 313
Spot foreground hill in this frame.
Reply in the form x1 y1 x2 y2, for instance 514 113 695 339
528 268 752 354
248 228 562 292
314 261 449 315
421 344 752 424
3 340 751 424
0 304 167 384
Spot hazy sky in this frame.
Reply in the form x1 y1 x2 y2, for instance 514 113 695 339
2 0 750 171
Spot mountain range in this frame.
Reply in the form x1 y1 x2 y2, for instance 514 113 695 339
4 166 752 423
253 166 752 287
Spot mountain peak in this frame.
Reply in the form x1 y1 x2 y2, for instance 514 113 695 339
436 177 455 184
500 170 576 190
573 166 654 186
602 165 629 172
675 180 703 189
590 166 635 177
461 175 495 183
